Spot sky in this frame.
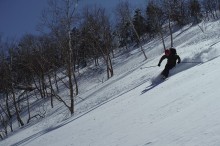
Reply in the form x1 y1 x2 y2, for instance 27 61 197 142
0 0 146 40
1 17 220 146
0 0 47 39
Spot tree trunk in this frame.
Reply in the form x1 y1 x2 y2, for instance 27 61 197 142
48 74 54 108
12 90 24 126
125 13 147 60
26 92 31 123
68 31 74 115
159 30 166 51
5 93 12 119
168 13 173 47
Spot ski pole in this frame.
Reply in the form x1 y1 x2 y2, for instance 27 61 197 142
140 65 158 69
181 61 202 63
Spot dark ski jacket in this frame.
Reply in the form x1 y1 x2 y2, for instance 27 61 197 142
158 53 181 66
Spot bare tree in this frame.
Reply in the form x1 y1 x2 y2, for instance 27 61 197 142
80 6 114 79
115 1 147 60
146 0 167 50
39 0 79 114
189 0 202 24
115 1 133 50
161 0 175 48
202 0 219 20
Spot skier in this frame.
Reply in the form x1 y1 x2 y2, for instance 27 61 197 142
158 48 181 78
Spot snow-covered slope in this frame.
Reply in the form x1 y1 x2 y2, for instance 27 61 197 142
2 20 220 146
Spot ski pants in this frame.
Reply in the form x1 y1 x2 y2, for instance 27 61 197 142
161 64 175 78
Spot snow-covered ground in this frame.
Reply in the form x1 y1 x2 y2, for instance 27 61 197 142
2 20 220 146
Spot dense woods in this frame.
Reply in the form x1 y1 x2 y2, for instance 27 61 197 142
0 0 219 139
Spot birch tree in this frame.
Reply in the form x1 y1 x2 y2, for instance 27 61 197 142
39 0 79 114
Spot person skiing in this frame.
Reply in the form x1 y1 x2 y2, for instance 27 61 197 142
158 47 181 78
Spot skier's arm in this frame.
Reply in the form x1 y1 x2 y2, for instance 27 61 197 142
158 55 166 66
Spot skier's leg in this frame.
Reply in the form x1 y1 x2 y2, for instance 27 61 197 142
162 65 169 78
